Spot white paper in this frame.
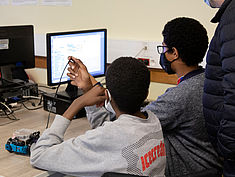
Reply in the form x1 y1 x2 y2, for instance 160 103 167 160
0 39 9 50
41 0 72 6
11 0 38 5
0 0 9 5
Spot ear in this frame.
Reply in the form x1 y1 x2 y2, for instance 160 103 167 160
105 89 112 102
172 47 179 59
105 89 109 101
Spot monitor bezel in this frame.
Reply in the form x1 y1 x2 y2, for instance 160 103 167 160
0 25 35 69
46 28 107 86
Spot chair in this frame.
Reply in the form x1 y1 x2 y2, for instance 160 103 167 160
101 172 149 177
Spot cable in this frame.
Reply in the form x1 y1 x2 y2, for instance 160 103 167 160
38 85 57 90
21 102 43 111
20 94 44 110
0 102 13 114
134 46 148 58
46 61 70 129
3 109 18 120
22 96 41 100
22 96 42 106
38 94 43 106
99 77 106 85
0 102 19 120
38 89 47 95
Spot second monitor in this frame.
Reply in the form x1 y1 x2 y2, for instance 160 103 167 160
46 28 107 99
47 28 107 86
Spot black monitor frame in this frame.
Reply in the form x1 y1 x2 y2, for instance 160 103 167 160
0 25 35 85
0 25 35 68
46 28 107 87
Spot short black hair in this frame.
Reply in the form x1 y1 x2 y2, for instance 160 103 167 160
106 57 150 114
162 17 208 66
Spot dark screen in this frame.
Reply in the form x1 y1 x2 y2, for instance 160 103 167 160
0 25 35 68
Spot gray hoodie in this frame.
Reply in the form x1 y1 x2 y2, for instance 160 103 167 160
30 110 166 177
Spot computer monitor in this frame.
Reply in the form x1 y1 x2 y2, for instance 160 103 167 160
0 25 35 85
47 29 107 88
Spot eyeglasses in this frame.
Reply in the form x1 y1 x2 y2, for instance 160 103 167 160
156 45 169 54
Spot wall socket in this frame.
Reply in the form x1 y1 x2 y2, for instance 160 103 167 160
137 58 150 66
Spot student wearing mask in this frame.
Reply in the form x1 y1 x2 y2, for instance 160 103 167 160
30 57 166 177
68 17 223 177
203 0 235 176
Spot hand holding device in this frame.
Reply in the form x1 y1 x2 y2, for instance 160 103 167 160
67 56 94 93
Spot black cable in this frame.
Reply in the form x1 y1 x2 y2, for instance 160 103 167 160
21 102 43 111
38 85 57 89
46 61 70 129
38 94 43 106
2 108 19 120
19 95 43 110
134 46 147 58
0 101 14 115
0 106 20 126
38 89 47 95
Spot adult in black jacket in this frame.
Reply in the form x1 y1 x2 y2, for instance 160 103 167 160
203 0 235 176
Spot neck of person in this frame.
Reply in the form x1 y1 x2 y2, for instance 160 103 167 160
174 64 199 78
116 110 147 120
112 100 148 120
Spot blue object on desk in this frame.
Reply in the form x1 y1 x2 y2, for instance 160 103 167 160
5 131 40 155
5 143 28 154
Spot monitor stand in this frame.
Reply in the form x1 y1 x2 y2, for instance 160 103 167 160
56 81 83 100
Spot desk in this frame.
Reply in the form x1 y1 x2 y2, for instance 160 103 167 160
0 107 90 177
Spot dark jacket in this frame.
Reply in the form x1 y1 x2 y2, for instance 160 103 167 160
203 0 235 176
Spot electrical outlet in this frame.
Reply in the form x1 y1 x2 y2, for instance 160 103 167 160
138 58 150 66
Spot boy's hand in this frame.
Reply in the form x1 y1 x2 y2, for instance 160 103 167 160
63 85 106 120
67 56 97 93
80 85 106 107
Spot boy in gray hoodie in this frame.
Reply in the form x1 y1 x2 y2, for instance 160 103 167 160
30 57 166 177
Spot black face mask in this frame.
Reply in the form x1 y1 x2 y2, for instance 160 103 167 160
159 53 178 74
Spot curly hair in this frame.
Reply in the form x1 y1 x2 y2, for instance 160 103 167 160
106 57 150 114
162 17 208 66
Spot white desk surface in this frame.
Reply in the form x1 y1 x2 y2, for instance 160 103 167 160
0 107 90 177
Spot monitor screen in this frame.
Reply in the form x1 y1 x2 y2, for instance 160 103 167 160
47 29 107 86
0 25 35 68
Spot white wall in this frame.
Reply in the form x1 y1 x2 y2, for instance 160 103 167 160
0 0 218 95
0 0 217 41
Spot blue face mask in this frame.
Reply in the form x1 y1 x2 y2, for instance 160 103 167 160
159 53 178 74
204 0 219 8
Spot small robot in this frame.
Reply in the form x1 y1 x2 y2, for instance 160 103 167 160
5 131 40 155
